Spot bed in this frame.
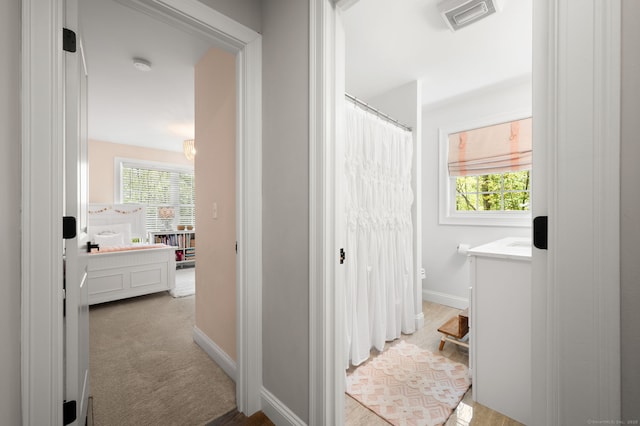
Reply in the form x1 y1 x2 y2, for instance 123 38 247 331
87 204 176 305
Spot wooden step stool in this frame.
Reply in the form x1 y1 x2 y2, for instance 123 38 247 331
437 308 469 350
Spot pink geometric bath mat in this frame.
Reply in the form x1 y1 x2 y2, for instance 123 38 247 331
346 340 471 426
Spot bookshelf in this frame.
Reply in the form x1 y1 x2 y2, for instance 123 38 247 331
149 230 196 268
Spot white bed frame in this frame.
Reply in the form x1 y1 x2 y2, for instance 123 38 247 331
87 204 175 305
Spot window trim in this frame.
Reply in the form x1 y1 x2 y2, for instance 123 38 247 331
438 111 532 227
114 157 195 231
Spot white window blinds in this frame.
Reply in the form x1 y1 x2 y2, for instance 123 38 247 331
120 162 195 232
448 117 532 177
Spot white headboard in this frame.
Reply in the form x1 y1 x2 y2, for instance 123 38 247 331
88 204 147 244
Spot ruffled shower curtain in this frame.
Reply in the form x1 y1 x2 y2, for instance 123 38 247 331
344 101 416 367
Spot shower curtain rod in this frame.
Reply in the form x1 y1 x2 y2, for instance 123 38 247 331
345 93 413 132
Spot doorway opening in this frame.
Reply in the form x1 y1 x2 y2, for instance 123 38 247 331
81 0 241 422
20 0 262 422
336 1 533 425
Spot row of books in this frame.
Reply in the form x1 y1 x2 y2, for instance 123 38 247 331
153 234 195 248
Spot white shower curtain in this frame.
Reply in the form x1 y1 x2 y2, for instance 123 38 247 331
344 101 416 367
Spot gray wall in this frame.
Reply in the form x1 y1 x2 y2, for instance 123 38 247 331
0 0 22 424
198 0 262 33
421 79 531 308
261 0 310 422
621 0 640 421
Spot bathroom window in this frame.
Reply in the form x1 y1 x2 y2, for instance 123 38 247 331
455 170 530 212
439 116 532 227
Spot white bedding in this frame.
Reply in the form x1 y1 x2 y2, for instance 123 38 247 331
89 223 132 247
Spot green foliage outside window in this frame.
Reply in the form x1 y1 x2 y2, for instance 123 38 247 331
455 170 530 212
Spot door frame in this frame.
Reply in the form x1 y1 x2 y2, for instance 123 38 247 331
309 1 342 424
310 0 621 425
21 0 263 423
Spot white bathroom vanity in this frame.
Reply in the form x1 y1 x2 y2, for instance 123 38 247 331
468 237 532 425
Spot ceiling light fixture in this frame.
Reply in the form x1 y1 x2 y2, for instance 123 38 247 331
133 57 152 72
183 139 196 161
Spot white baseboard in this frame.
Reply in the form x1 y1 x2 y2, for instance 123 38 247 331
423 289 469 310
260 387 306 426
192 326 237 381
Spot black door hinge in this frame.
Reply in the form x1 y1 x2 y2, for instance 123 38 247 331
63 400 77 425
235 242 237 254
63 216 77 239
533 216 548 250
63 28 77 53
339 248 345 264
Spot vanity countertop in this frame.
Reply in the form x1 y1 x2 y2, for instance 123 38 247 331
467 237 532 261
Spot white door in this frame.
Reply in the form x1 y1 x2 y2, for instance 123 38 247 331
63 0 90 423
530 1 621 423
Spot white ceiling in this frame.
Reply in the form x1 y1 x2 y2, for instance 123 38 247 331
81 0 211 152
342 0 532 105
81 0 532 152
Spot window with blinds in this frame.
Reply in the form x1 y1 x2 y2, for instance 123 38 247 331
119 161 195 232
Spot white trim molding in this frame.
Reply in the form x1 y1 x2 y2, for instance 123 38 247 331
193 326 237 381
235 34 263 416
309 0 346 425
422 289 469 310
532 0 621 424
261 387 306 426
114 0 256 51
21 0 66 424
151 0 258 46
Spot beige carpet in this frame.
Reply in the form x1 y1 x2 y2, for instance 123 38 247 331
346 340 471 426
90 292 236 426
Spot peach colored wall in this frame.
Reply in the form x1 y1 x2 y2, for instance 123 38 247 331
89 139 193 204
194 48 236 360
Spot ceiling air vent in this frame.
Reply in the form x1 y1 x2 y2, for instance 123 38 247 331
438 0 504 31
